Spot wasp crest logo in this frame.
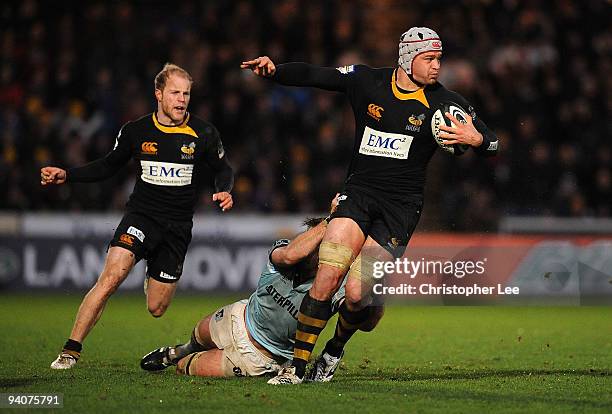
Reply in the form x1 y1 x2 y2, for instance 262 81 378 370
409 114 425 126
406 113 426 132
367 104 384 121
181 142 196 159
141 142 158 155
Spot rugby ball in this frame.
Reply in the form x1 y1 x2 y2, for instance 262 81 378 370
431 102 471 155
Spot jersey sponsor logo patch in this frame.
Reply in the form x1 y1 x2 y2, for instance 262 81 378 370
158 271 178 280
180 142 196 160
265 284 299 319
214 308 224 321
488 140 498 151
367 103 384 121
127 226 145 243
141 142 158 155
118 234 134 246
359 126 413 160
336 65 354 74
140 160 193 186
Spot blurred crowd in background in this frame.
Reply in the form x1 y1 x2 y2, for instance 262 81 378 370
0 0 609 231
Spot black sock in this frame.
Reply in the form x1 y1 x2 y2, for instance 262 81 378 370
292 294 332 378
173 329 205 362
63 339 82 353
323 303 369 358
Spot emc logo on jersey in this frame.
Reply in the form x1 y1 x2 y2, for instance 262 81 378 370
141 142 158 155
181 142 196 159
147 165 189 177
367 104 384 121
359 126 413 160
366 133 407 150
141 161 194 186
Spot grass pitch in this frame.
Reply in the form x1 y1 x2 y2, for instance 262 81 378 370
0 293 610 413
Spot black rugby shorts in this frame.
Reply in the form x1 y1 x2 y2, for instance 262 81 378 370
331 189 423 258
110 212 192 283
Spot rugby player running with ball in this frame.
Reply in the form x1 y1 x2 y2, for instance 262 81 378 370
242 27 499 384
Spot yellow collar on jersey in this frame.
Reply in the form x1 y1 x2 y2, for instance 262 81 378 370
391 69 430 108
152 112 198 138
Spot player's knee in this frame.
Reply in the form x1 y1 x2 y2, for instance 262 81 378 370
344 289 366 311
345 254 378 307
311 241 355 300
148 302 168 318
318 241 354 275
310 270 345 300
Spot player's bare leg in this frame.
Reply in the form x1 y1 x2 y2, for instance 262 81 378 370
310 218 366 300
269 218 364 384
51 247 135 369
308 237 389 382
145 278 178 318
344 236 393 310
176 349 226 377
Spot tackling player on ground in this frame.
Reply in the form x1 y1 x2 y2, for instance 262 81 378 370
140 195 382 380
242 27 499 384
41 63 234 369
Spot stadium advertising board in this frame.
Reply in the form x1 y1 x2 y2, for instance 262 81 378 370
1 226 610 300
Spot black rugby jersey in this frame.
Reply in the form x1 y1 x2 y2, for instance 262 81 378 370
273 63 498 200
67 112 233 221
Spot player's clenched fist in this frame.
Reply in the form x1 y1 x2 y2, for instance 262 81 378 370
40 166 67 186
212 192 233 212
241 56 276 77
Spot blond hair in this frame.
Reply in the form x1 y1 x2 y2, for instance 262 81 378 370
154 63 193 91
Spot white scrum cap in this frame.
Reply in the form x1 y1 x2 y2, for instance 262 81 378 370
398 27 443 75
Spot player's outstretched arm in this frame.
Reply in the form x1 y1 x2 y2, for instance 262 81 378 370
241 56 276 77
58 123 133 183
40 166 67 186
241 56 351 92
271 194 339 267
